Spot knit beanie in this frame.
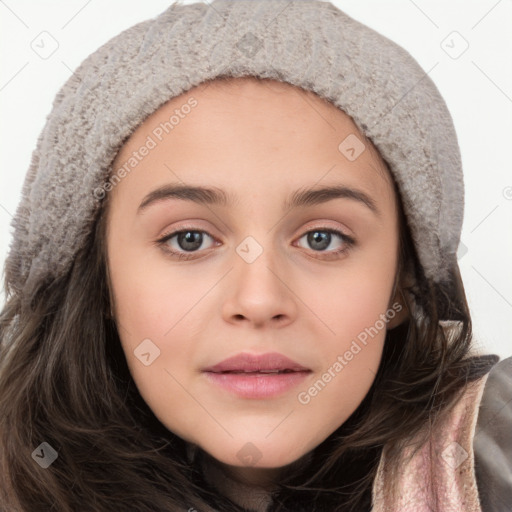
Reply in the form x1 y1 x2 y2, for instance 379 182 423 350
3 0 464 319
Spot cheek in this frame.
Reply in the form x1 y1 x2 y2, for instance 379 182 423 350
110 266 204 369
293 316 386 446
109 262 205 441
108 233 205 340
107 241 204 396
293 260 394 422
303 255 395 348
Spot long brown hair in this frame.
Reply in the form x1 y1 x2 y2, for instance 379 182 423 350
0 133 499 511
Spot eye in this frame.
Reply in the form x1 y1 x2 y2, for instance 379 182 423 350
295 228 355 258
156 228 217 260
155 226 355 261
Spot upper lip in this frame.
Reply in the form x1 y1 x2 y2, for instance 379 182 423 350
202 352 311 373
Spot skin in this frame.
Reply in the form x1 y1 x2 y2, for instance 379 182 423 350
105 76 408 501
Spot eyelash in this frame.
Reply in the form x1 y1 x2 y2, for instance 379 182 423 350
155 224 356 261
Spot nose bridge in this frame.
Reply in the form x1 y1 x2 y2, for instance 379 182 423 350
222 230 297 326
234 231 285 295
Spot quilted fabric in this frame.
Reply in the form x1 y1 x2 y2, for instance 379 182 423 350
371 370 490 511
474 356 512 512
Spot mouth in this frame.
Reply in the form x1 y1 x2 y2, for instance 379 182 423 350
201 352 312 398
209 369 308 375
203 368 312 399
202 351 311 374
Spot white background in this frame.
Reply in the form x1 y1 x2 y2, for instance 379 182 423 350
1 0 511 359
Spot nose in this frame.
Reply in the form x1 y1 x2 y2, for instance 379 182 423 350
221 240 298 329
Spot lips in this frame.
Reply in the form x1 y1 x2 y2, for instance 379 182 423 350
202 351 310 374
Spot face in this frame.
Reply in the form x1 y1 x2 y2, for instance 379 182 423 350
105 77 406 486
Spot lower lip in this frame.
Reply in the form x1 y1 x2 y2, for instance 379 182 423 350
203 371 311 399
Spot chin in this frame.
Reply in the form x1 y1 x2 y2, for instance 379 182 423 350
203 438 309 470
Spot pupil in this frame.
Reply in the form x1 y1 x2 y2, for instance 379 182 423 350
308 231 330 251
178 231 202 251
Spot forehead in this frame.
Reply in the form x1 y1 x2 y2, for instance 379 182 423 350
110 76 395 212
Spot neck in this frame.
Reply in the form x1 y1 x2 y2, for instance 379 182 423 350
188 444 313 511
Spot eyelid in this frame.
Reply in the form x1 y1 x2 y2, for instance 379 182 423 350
155 221 356 260
293 227 355 258
157 223 220 249
297 220 353 239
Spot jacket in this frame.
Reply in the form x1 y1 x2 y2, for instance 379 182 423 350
372 355 512 512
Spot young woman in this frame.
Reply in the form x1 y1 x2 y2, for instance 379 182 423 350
1 1 510 511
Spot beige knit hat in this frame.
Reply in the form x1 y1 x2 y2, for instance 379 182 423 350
4 0 464 317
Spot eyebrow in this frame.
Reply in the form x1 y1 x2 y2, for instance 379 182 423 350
137 183 380 217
